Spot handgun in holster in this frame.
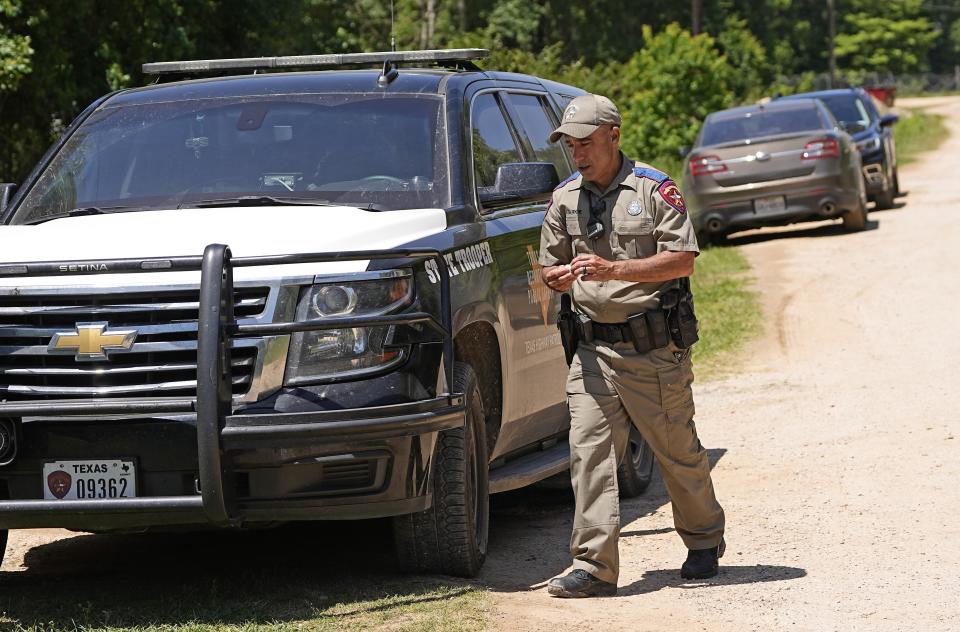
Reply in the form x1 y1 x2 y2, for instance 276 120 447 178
664 277 700 349
557 293 580 365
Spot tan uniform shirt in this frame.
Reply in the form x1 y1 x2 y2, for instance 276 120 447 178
539 153 699 323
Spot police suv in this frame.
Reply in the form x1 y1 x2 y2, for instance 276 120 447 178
0 49 654 576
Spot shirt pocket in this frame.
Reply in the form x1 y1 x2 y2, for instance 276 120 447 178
565 212 584 236
613 217 654 259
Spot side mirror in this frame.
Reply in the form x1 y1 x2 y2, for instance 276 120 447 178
478 162 559 207
0 183 16 214
879 114 899 127
677 146 691 159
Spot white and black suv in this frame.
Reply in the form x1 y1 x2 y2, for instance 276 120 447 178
0 49 653 576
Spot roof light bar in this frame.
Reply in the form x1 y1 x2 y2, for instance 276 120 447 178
143 48 489 75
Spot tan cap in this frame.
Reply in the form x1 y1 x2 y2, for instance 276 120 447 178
549 94 622 143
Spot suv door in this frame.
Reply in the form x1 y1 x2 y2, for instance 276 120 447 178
468 88 568 456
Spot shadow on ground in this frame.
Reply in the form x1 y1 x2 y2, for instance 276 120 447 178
720 217 880 248
0 520 471 628
617 564 807 597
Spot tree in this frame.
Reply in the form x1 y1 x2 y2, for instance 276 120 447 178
835 0 938 75
715 14 769 101
0 0 32 92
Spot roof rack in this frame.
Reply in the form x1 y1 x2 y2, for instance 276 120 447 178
142 48 488 76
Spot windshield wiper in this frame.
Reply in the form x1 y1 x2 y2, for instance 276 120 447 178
182 196 391 212
24 205 144 225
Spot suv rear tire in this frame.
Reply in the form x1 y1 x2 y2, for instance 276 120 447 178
617 425 655 497
392 363 489 577
874 186 896 210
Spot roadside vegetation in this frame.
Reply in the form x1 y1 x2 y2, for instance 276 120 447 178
691 246 761 378
894 108 949 165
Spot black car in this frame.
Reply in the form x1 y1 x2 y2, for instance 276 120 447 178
0 49 655 577
780 88 899 209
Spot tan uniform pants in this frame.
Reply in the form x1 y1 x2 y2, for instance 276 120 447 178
566 339 725 584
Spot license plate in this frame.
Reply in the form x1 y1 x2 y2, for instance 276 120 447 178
43 459 136 500
754 195 786 215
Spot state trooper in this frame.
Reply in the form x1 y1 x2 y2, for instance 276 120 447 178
539 94 725 598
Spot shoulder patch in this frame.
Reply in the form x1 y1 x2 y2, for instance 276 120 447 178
657 180 687 214
633 166 669 184
554 171 581 191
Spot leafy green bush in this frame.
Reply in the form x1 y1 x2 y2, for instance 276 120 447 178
617 24 735 167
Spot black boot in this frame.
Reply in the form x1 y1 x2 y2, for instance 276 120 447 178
547 569 617 598
680 538 726 580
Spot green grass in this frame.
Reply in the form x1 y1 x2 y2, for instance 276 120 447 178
0 575 489 632
0 528 490 632
894 108 948 165
690 245 761 379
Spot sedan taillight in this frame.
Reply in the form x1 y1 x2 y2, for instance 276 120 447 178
690 154 728 176
802 138 840 160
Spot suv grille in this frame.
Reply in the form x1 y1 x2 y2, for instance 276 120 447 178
0 287 269 400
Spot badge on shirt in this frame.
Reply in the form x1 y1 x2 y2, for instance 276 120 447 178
627 200 643 216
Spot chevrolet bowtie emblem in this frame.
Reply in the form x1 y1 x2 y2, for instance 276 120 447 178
48 322 138 361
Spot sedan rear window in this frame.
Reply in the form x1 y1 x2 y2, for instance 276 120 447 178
700 107 824 146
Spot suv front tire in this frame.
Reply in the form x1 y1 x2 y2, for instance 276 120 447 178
392 363 489 577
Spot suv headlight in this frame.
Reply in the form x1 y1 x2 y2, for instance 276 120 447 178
284 272 413 384
856 135 881 153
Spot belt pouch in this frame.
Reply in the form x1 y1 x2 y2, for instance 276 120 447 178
577 313 595 343
627 313 652 353
647 311 670 348
672 301 700 348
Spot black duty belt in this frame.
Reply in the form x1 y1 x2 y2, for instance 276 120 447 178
576 310 671 353
590 321 634 344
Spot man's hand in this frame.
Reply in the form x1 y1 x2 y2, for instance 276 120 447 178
570 251 695 283
541 264 577 292
569 254 620 281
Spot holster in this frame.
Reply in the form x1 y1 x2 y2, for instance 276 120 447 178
666 277 700 349
557 293 579 365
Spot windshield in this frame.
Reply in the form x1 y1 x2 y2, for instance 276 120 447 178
699 107 825 146
817 94 872 131
11 93 449 224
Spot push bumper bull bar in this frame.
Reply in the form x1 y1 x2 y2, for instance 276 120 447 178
0 244 462 527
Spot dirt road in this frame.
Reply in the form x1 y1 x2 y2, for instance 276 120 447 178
3 98 959 632
483 96 960 631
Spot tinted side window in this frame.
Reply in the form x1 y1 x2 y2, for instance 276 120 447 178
507 93 571 180
554 94 575 111
471 93 522 188
858 95 879 122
